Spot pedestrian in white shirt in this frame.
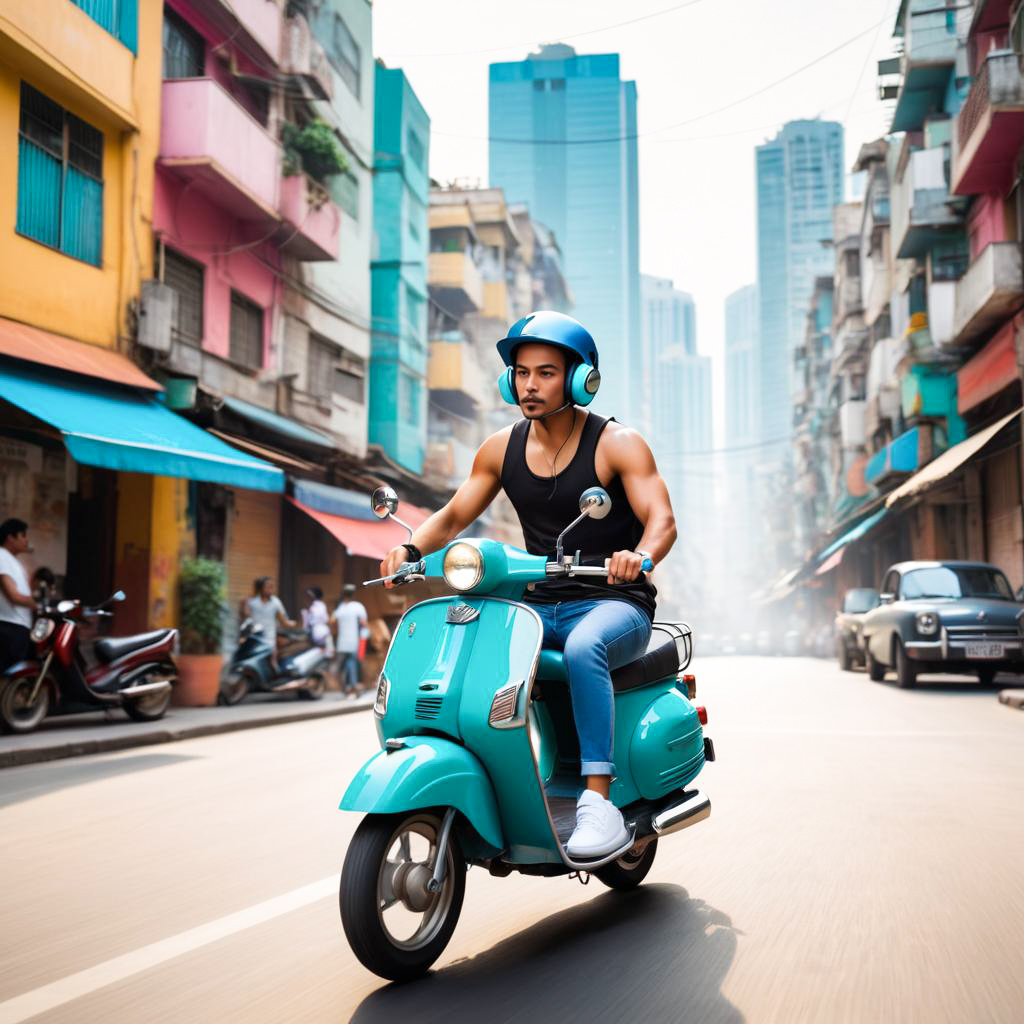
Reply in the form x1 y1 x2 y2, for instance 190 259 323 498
304 586 332 653
242 577 296 670
332 584 367 696
0 518 36 672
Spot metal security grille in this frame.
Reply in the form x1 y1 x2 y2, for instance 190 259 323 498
230 292 263 369
162 8 205 79
163 246 204 344
17 83 103 266
307 336 335 402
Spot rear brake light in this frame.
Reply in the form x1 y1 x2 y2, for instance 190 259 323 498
683 673 696 699
696 705 708 726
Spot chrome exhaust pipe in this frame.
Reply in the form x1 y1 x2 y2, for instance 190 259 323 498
120 680 173 697
651 790 711 837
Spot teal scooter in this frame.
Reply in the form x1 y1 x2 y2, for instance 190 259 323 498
339 485 715 981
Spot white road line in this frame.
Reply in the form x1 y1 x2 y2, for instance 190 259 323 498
0 875 338 1024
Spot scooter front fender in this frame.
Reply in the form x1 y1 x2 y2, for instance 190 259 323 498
340 737 504 851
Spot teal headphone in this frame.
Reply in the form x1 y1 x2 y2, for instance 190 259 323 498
497 360 601 408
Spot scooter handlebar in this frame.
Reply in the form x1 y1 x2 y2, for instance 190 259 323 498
362 560 426 587
548 557 653 579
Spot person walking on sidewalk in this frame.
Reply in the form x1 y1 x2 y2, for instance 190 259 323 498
0 518 36 673
332 584 367 697
243 577 296 670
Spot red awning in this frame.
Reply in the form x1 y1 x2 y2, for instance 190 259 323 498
0 317 162 390
288 497 432 561
957 320 1018 415
816 548 844 576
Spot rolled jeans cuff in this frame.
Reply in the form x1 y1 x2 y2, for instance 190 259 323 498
581 760 615 777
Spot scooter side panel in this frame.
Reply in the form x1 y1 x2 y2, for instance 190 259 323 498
340 737 504 851
456 601 566 864
628 687 705 799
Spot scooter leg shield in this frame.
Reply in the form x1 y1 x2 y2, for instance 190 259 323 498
340 737 504 851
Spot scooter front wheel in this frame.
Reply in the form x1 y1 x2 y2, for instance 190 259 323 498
218 670 251 706
0 676 50 734
296 671 326 700
340 811 466 982
594 837 658 891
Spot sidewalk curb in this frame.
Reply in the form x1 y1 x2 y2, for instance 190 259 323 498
998 689 1024 710
0 698 373 769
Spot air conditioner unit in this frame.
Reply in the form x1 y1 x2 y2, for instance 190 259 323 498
137 280 177 353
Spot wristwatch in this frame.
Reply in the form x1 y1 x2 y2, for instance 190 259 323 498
402 542 423 562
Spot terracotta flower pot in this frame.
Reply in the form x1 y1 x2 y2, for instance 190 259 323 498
173 653 223 707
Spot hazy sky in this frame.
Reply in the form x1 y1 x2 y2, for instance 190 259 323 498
374 0 899 441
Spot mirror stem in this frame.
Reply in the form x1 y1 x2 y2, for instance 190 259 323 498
555 510 589 563
390 513 415 542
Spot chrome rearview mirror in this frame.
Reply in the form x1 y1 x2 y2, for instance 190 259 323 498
579 486 611 520
112 590 126 603
371 486 398 520
370 485 414 543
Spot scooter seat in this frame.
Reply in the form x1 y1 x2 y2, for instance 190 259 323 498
537 632 681 693
95 630 174 663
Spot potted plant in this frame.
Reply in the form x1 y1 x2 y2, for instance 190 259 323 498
174 557 226 707
282 119 348 188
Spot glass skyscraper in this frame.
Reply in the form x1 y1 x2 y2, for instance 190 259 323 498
488 44 641 420
755 120 844 447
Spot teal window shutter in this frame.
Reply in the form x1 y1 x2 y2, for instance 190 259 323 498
17 137 61 249
117 0 138 54
18 83 103 267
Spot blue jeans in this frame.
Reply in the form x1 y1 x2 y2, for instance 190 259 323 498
531 599 651 777
337 652 360 692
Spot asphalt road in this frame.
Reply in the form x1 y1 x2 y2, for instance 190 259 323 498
1 657 1022 1023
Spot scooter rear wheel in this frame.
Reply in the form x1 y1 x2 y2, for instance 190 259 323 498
296 671 326 700
219 670 251 706
0 676 50 734
123 672 173 722
340 811 465 982
594 837 658 891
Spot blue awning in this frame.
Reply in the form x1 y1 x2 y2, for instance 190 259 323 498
0 360 284 492
816 507 889 564
221 396 334 450
292 479 379 520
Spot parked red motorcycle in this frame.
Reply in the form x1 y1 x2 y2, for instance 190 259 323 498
0 590 178 734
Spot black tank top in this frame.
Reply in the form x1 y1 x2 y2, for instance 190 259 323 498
500 412 657 620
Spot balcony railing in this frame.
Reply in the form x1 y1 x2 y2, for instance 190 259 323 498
864 427 922 487
890 5 960 132
952 241 1024 346
890 145 960 259
282 14 333 100
159 78 280 224
953 50 1024 195
428 337 485 415
278 174 340 261
428 250 484 315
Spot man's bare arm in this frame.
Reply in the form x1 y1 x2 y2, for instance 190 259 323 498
603 428 677 582
0 574 34 609
378 429 508 580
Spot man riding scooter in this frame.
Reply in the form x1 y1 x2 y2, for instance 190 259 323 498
379 310 676 858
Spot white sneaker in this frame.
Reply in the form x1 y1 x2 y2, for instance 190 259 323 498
566 790 630 859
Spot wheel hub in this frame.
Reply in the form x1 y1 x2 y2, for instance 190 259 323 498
392 861 435 913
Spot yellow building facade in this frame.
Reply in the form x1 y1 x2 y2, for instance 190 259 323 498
0 2 193 631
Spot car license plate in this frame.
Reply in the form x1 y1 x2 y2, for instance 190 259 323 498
965 643 1004 659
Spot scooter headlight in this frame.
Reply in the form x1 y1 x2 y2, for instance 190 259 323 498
443 542 484 591
30 618 54 644
373 672 390 717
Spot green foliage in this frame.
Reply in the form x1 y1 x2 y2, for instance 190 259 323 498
282 120 348 184
179 557 226 655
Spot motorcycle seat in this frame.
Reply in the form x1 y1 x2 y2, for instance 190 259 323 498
95 630 174 663
537 630 681 693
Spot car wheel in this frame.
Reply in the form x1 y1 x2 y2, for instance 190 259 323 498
837 640 852 672
866 642 885 681
894 639 916 689
977 666 998 687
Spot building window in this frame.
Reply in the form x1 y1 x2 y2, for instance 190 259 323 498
229 291 263 369
405 284 424 337
330 13 361 98
70 0 137 52
17 83 103 267
399 371 419 425
407 127 425 171
162 245 204 344
551 78 565 91
162 8 204 78
307 335 336 403
335 364 365 403
533 80 545 91
329 167 359 220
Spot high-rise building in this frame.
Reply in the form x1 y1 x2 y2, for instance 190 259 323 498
488 44 640 421
755 120 844 447
639 275 710 616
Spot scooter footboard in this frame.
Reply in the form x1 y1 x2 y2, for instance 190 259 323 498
340 737 504 851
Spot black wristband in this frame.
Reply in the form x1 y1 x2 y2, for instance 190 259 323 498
402 543 422 562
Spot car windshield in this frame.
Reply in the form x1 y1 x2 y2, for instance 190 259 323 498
843 589 880 613
900 566 1014 601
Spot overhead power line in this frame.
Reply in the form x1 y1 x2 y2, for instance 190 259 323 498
433 14 890 146
386 0 706 59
